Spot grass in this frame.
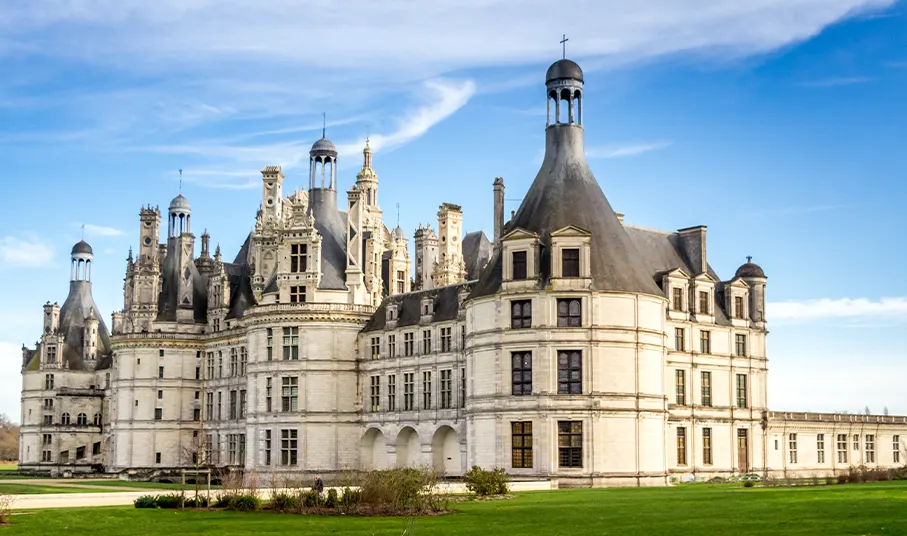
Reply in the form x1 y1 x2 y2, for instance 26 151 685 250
83 481 220 491
4 481 907 535
0 481 216 494
0 483 94 495
0 464 17 471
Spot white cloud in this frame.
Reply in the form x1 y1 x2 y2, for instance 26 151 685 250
335 78 476 157
587 141 672 159
0 342 25 420
769 297 907 321
80 223 125 237
0 236 54 268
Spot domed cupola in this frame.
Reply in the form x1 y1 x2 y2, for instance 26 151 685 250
394 225 406 242
70 240 94 282
546 58 584 127
71 240 93 256
309 128 338 190
735 257 767 279
168 193 191 238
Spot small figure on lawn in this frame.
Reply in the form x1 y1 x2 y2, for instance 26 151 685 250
314 475 325 498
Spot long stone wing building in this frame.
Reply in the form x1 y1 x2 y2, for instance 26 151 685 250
20 58 906 485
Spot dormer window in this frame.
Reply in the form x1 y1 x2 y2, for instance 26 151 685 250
561 249 580 277
734 296 745 319
698 291 710 315
512 251 527 280
672 288 683 311
290 286 306 303
290 244 307 273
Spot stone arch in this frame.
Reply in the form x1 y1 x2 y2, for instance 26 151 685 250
395 426 421 468
359 428 389 471
431 425 461 475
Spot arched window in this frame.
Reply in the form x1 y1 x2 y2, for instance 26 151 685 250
93 413 102 426
557 298 582 327
61 413 71 425
77 413 88 426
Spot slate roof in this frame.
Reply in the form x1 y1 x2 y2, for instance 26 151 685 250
57 281 113 370
462 231 492 281
362 282 472 332
309 188 348 290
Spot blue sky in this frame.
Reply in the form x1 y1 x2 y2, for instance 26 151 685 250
1 1 905 420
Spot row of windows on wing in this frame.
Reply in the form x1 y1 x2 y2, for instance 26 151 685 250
40 410 102 427
368 326 465 359
670 286 748 319
201 432 248 467
672 328 750 357
508 247 582 281
510 350 583 396
773 433 899 466
510 298 581 329
674 426 722 467
39 437 102 463
204 388 248 421
510 421 584 470
205 346 249 378
366 369 466 412
672 370 750 409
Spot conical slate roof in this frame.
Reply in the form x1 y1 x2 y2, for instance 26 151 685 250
471 103 661 298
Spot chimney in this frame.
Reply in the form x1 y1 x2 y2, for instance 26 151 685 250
677 226 707 275
493 177 505 247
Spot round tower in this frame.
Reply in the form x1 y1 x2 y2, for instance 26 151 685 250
736 257 768 324
168 194 191 238
71 240 94 282
546 59 584 127
309 135 338 190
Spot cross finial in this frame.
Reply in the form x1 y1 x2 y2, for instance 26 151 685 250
178 169 183 194
560 34 569 59
746 255 753 263
396 202 400 227
322 112 326 138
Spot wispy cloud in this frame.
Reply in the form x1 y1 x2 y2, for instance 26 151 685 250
587 141 672 159
745 204 844 218
181 169 262 190
0 236 54 268
769 297 907 322
799 76 872 87
335 78 476 157
77 223 125 237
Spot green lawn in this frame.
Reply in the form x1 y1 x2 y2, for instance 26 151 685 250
0 483 93 495
5 482 907 535
0 464 17 471
83 480 220 491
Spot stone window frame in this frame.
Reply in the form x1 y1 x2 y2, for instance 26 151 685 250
549 226 592 280
511 421 533 469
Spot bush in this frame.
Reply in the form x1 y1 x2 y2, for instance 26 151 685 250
464 466 509 496
359 467 444 513
742 480 755 488
340 486 361 506
134 495 158 509
1 493 13 524
302 489 321 508
324 488 338 509
155 493 184 509
230 494 261 512
183 495 209 508
269 491 298 511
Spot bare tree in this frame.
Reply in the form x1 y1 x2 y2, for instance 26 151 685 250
0 414 19 462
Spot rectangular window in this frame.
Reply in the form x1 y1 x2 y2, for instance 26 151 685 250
677 427 687 465
290 244 307 273
206 352 215 378
281 377 298 412
675 370 686 405
556 298 581 327
789 433 798 464
699 291 710 315
735 334 747 357
239 389 247 419
700 371 711 407
672 287 683 311
155 452 162 464
239 434 246 465
46 345 57 364
228 434 237 465
387 374 396 411
266 329 273 361
403 373 414 411
195 366 200 380
43 415 53 426
42 450 53 462
404 333 414 357
193 408 201 421
369 375 380 412
157 389 163 400
511 351 532 396
42 433 52 446
441 327 452 352
422 330 432 354
837 434 848 463
561 248 580 277
230 348 237 376
229 390 237 420
283 327 299 360
699 331 711 354
280 429 298 465
866 435 875 463
736 374 748 409
734 296 745 319
512 251 527 280
371 337 380 359
154 408 163 421
817 434 825 464
396 270 405 295
460 367 466 408
266 377 273 413
158 366 164 379
422 371 432 409
702 428 713 465
511 422 533 468
440 370 452 409
557 350 582 394
674 327 685 351
289 285 306 303
557 421 583 468
894 436 901 464
264 430 272 466
205 392 214 420
388 335 396 358
854 434 860 451
92 442 101 456
240 347 247 376
511 300 532 329
460 325 466 350
76 446 85 460
43 398 54 410
45 374 55 390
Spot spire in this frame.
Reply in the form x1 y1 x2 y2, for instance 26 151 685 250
363 138 373 169
322 112 326 138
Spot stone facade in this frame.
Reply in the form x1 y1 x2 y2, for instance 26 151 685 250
20 58 906 484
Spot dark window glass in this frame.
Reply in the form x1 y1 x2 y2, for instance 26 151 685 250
556 298 581 327
512 422 533 468
557 350 582 394
511 300 532 329
562 248 580 277
512 251 527 280
511 352 532 395
557 421 583 467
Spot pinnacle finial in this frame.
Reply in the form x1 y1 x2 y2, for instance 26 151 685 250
322 112 326 138
746 255 753 264
560 34 569 59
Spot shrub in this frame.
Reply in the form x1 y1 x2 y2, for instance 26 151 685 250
1 493 14 524
134 495 158 509
340 486 361 506
742 481 755 488
183 495 209 508
464 466 509 496
270 491 298 511
229 494 261 512
324 488 339 509
359 467 444 512
213 494 234 509
155 493 183 509
302 489 321 508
